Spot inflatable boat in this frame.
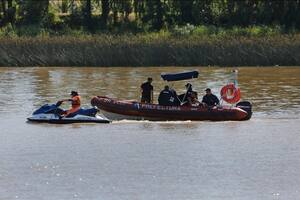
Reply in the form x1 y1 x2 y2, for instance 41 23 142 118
92 70 252 121
91 96 252 121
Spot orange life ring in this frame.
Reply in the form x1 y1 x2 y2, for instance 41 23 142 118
220 83 241 104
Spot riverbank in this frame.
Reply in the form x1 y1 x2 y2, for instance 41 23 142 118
0 33 299 67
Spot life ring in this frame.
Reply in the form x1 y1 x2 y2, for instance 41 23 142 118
220 83 241 104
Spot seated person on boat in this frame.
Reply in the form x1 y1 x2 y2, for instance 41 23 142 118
58 91 81 117
188 91 201 107
202 88 219 107
158 85 180 106
178 83 198 105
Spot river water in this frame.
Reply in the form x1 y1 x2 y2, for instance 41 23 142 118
0 67 299 200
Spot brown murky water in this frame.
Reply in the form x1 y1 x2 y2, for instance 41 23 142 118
0 67 299 200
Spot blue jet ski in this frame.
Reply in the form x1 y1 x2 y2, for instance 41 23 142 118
27 102 110 124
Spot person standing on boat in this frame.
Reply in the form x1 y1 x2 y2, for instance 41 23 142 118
202 88 219 107
59 91 81 117
140 77 153 103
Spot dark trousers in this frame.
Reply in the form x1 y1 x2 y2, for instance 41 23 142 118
141 96 151 103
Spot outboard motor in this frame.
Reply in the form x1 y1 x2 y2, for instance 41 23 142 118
236 101 252 120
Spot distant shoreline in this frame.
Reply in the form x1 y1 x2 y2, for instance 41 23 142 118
0 34 299 67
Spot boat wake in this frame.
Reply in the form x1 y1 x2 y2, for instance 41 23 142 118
112 119 195 124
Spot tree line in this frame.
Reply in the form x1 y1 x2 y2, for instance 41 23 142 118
0 0 300 33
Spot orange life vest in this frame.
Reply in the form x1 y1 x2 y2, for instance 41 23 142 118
64 95 81 116
71 95 81 109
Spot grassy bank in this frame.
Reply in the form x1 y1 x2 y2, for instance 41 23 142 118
0 26 299 66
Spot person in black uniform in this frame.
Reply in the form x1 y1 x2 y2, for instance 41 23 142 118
140 77 153 103
158 85 179 106
202 88 219 107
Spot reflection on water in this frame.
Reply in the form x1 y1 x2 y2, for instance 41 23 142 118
0 67 299 118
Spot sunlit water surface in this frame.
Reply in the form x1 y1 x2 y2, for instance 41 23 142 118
0 67 299 200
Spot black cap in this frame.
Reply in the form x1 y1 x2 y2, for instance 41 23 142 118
205 88 211 92
70 91 78 95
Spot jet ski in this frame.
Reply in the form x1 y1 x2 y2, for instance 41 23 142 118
27 102 111 124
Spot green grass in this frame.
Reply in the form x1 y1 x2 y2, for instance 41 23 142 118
0 25 299 67
0 24 297 38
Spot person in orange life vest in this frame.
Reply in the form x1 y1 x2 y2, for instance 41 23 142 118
60 91 81 117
